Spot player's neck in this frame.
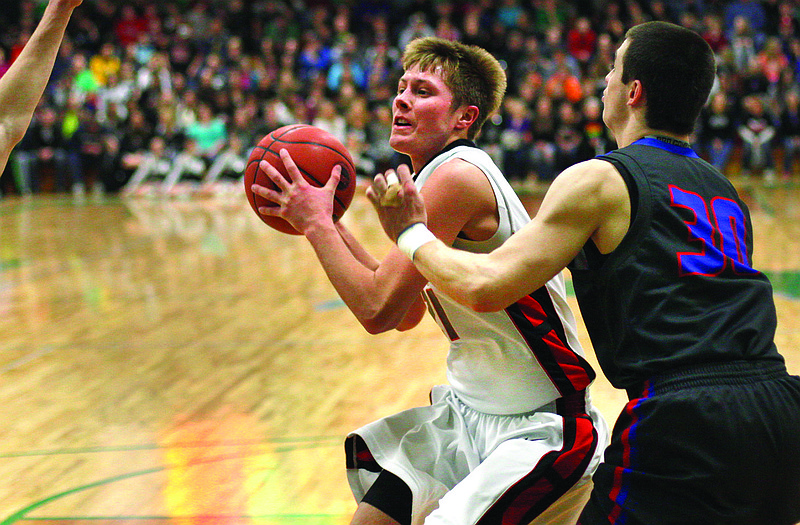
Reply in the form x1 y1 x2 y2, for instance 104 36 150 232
613 112 691 148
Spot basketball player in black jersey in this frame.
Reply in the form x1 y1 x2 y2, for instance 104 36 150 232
368 21 800 525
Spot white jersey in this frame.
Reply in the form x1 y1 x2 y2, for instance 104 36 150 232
414 143 595 415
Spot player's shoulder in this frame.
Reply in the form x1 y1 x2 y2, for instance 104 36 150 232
428 154 487 187
421 153 496 216
547 158 627 211
555 157 620 189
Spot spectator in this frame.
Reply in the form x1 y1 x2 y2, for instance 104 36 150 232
544 49 584 104
553 101 594 173
327 50 367 94
701 14 729 55
532 0 571 36
788 37 800 82
725 0 768 35
397 12 434 51
738 94 777 179
137 51 172 96
434 15 461 42
114 5 146 48
120 135 175 197
89 41 120 86
114 107 154 189
184 102 226 164
153 97 186 153
777 89 800 178
699 91 739 175
363 39 399 100
567 16 597 67
161 136 206 195
529 95 558 181
312 98 347 145
60 96 88 197
496 0 526 29
297 30 334 84
11 129 37 196
96 68 133 125
581 95 613 156
67 52 100 106
756 36 790 90
18 106 70 193
499 96 533 182
460 6 493 51
365 104 398 174
75 106 116 195
774 0 800 41
728 15 761 73
200 133 248 192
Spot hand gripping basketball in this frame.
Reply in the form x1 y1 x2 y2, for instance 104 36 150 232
243 125 356 235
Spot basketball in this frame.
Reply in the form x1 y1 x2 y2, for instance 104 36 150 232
243 124 357 235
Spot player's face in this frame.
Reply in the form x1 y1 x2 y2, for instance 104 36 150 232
390 65 461 165
602 38 630 132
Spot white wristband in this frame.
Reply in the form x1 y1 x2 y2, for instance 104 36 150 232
397 223 436 260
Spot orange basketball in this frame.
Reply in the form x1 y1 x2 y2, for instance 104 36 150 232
243 124 357 235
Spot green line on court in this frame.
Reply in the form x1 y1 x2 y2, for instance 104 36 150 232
18 515 345 523
0 436 341 459
0 441 342 525
1 466 163 525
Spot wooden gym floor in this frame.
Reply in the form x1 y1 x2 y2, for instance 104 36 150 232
0 179 798 524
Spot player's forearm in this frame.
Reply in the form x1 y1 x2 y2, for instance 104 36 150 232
409 230 559 313
0 0 77 158
411 239 512 312
305 222 409 333
336 222 379 271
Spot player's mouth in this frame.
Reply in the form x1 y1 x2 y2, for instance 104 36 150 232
393 116 412 131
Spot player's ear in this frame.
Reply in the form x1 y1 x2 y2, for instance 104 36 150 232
455 105 479 130
629 80 645 107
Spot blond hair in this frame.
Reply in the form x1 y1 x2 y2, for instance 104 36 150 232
402 37 507 139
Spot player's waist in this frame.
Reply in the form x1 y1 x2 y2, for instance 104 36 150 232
625 359 788 401
452 386 588 417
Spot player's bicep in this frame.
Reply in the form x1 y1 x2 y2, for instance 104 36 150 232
484 160 618 296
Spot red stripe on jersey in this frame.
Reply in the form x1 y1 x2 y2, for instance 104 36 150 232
542 327 593 392
517 295 546 326
356 449 375 462
511 294 594 394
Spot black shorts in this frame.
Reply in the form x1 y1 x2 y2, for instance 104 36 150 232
579 360 800 525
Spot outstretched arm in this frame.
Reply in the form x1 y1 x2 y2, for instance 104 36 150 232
368 159 631 312
0 0 82 173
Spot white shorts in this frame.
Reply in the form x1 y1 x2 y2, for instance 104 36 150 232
346 385 608 525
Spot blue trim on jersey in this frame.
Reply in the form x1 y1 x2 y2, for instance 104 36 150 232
633 137 700 158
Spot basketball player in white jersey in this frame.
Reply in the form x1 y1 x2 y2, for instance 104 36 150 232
251 36 607 525
0 0 82 174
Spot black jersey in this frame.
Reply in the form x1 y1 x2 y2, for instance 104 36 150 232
568 137 783 389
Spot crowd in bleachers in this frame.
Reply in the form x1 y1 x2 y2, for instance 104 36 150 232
1 0 799 198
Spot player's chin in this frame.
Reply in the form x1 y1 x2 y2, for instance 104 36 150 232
389 131 412 152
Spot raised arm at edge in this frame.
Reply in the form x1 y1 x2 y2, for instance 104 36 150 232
0 0 81 172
